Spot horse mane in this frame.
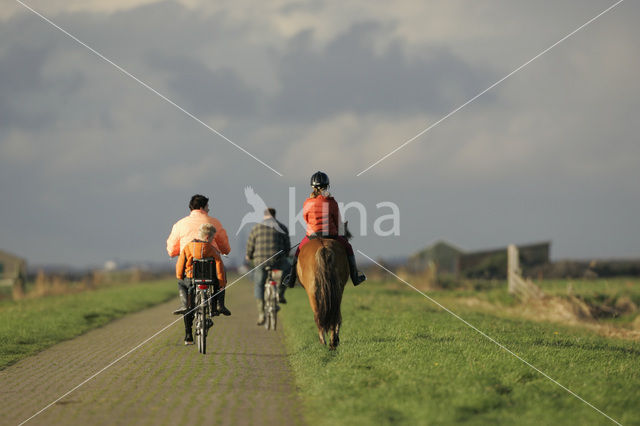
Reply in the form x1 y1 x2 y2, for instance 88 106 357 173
314 241 342 334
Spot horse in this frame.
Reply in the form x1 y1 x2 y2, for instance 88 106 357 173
296 237 349 350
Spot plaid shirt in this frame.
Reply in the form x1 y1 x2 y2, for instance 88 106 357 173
246 218 290 266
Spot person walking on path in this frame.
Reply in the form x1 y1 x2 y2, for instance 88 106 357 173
245 208 291 325
167 194 231 322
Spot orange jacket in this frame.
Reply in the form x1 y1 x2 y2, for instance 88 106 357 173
176 240 227 287
303 195 341 235
166 209 230 257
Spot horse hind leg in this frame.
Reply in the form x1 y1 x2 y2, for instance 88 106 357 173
314 314 326 345
329 323 340 350
318 328 326 345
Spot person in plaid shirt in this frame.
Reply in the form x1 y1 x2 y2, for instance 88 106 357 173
245 208 291 325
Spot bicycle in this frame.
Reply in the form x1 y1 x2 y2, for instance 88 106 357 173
263 266 281 330
192 258 218 354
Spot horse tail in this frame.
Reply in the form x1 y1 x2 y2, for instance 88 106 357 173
314 244 341 333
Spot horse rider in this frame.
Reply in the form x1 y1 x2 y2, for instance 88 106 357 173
282 171 366 288
175 223 227 345
245 208 291 325
167 194 231 320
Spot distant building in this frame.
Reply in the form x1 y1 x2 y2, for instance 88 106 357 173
0 249 27 294
458 241 551 279
407 240 463 274
408 241 551 279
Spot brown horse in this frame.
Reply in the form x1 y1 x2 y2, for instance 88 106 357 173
297 237 349 350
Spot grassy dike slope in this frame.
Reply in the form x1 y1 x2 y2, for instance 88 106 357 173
280 281 640 425
0 279 176 369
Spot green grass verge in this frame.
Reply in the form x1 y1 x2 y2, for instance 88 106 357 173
0 279 176 370
281 281 640 425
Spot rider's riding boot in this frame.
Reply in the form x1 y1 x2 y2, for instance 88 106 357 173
216 288 231 316
173 287 190 315
277 285 287 304
347 254 366 286
256 299 265 325
282 259 298 288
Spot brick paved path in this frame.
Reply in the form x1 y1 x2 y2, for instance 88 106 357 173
0 281 305 426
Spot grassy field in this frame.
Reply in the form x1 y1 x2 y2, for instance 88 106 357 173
445 277 640 330
0 278 176 369
280 280 640 425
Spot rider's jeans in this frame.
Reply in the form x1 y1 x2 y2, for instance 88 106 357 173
253 257 290 300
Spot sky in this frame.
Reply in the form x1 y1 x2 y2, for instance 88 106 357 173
1 0 638 268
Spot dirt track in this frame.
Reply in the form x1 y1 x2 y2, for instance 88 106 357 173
0 281 305 426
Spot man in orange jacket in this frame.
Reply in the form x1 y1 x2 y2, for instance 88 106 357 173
167 194 230 257
176 223 227 345
167 195 231 322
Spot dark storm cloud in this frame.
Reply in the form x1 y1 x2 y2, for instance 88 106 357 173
2 0 638 266
272 21 494 120
1 4 492 133
147 53 259 117
0 44 50 129
0 15 85 132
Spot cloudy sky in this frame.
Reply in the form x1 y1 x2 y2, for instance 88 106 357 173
1 0 638 268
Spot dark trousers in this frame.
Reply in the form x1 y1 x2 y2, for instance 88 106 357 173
253 257 291 300
177 279 195 329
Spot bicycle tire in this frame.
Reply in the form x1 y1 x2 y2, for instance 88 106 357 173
195 293 207 354
198 309 206 354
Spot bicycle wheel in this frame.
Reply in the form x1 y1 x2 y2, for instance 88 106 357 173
270 310 277 330
264 308 271 330
195 293 206 354
198 308 206 354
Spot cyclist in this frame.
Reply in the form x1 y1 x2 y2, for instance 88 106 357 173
176 223 227 345
167 194 231 317
282 171 366 288
246 208 291 325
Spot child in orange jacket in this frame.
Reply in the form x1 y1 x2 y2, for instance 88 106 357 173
174 223 229 345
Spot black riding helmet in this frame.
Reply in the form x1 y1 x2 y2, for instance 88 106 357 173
310 171 330 189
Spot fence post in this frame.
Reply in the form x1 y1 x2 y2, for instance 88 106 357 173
508 244 543 300
507 244 519 295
